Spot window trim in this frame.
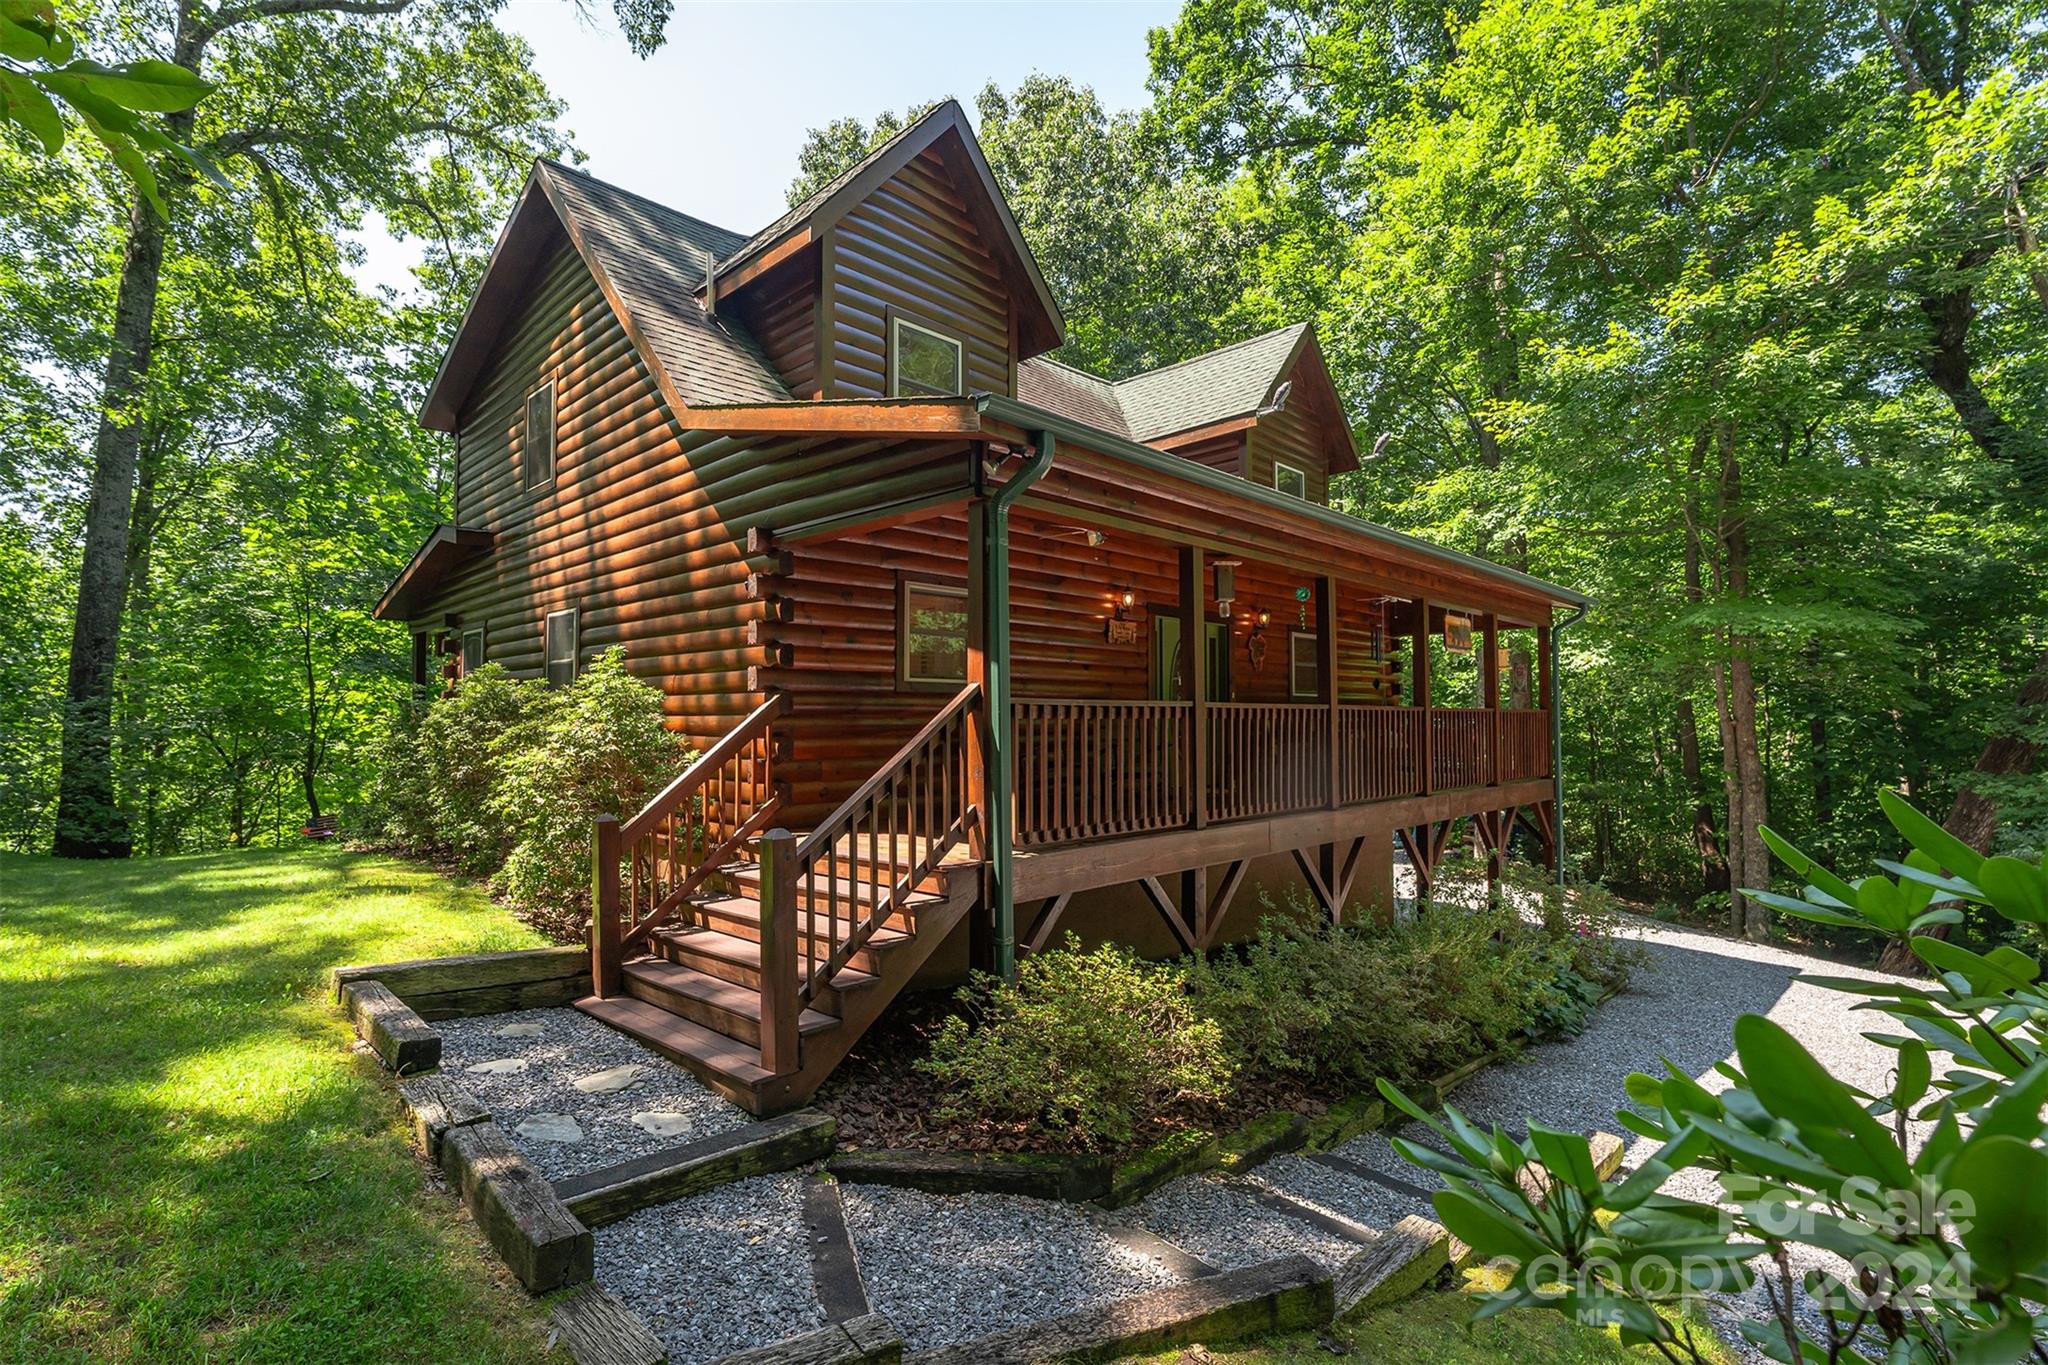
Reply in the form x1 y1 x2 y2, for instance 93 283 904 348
524 374 557 491
1289 629 1319 699
461 627 485 675
1273 461 1310 500
544 608 578 688
896 575 969 690
887 313 964 398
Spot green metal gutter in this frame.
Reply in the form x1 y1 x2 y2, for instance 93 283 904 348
1549 602 1588 885
974 393 1591 610
984 429 1056 981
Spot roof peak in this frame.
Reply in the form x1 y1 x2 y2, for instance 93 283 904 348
1110 322 1309 389
535 158 747 251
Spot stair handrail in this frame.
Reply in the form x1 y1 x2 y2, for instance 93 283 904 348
783 682 982 1012
591 694 785 997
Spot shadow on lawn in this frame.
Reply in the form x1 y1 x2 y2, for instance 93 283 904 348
0 846 547 1362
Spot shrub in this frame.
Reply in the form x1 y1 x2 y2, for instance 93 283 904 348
1186 892 1619 1094
491 649 690 932
356 650 687 936
356 664 557 873
919 938 1233 1150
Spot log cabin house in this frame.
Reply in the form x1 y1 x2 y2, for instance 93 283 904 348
376 100 1589 1113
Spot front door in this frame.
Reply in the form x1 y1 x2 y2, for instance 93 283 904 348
1152 614 1230 701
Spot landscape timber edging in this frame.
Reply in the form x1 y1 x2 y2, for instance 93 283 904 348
895 1252 1334 1365
552 1109 838 1228
331 944 589 1020
705 1314 904 1365
550 1283 669 1365
439 1119 593 1294
340 978 441 1073
396 1072 490 1159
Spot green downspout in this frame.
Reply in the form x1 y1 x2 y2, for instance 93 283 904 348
1550 603 1587 886
983 426 1055 981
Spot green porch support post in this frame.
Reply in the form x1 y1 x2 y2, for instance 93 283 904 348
982 429 1055 982
1549 603 1587 886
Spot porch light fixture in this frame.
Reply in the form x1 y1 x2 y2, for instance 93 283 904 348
1213 559 1241 617
1256 607 1271 628
1116 588 1137 620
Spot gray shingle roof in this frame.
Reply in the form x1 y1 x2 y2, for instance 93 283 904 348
1016 323 1311 444
717 112 937 277
539 161 791 406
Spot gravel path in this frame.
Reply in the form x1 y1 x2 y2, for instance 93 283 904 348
1383 861 1918 1359
841 1184 1185 1350
1134 1171 1364 1272
595 1172 824 1365
436 1007 750 1179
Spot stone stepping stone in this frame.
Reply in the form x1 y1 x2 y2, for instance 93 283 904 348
571 1064 647 1095
629 1111 695 1139
467 1057 530 1076
514 1112 585 1145
493 1020 544 1039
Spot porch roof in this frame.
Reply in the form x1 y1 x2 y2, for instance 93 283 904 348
979 394 1589 615
373 524 494 622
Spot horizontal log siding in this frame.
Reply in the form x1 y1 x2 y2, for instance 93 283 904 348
1159 431 1245 475
411 232 768 751
775 512 1396 825
1246 402 1331 504
726 254 819 398
1217 557 1397 705
828 148 1012 399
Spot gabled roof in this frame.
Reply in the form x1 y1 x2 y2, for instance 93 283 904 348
715 100 1064 356
1015 323 1360 471
419 162 790 431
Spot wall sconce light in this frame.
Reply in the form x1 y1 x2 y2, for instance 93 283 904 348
1255 607 1271 629
1115 588 1137 621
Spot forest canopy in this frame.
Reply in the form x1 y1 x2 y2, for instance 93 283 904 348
1 0 2042 930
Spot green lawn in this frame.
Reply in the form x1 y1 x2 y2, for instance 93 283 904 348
0 845 555 1363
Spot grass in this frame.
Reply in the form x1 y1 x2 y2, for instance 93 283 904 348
0 844 556 1363
1138 1273 1737 1364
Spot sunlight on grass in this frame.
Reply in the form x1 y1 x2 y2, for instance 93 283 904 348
0 845 555 1363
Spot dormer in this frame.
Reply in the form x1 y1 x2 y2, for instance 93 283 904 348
710 101 1064 402
1016 324 1359 505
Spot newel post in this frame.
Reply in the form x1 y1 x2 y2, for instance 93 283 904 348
1316 575 1339 808
591 814 622 998
757 827 800 1076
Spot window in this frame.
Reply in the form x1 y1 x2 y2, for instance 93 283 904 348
524 377 556 490
1274 461 1309 500
411 631 430 688
889 317 963 398
1290 631 1320 698
545 609 578 688
899 580 967 685
461 628 485 675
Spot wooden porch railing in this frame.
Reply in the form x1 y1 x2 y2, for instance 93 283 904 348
1013 700 1190 848
591 695 784 997
1337 705 1427 803
754 683 982 1073
1206 702 1330 821
1498 708 1551 781
1429 707 1492 790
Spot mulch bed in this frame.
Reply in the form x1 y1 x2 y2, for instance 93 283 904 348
811 989 1358 1159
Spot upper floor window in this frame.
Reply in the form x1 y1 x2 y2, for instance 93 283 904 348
1274 461 1309 500
524 377 556 490
461 628 485 675
899 578 967 686
889 317 963 398
545 608 578 688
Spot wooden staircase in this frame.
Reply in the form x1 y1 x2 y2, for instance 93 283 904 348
577 687 984 1115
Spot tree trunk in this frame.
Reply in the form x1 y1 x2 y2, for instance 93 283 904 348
54 193 168 858
300 592 323 823
1919 273 2045 497
1878 648 2048 972
1676 697 1727 892
1712 425 1771 939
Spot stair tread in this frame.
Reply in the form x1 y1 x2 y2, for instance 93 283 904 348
654 925 885 988
574 994 774 1087
691 894 922 934
623 957 839 1035
724 864 947 907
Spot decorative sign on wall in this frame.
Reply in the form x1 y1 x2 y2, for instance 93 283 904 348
1105 618 1140 645
1444 614 1474 653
